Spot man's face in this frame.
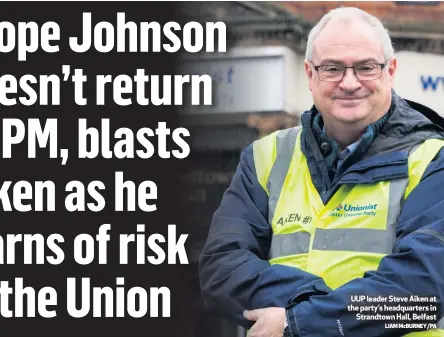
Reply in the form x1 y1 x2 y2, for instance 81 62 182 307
305 19 397 126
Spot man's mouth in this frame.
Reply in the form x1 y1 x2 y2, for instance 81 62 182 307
333 95 369 105
334 96 367 100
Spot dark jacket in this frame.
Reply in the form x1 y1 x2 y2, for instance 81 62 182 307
199 92 444 336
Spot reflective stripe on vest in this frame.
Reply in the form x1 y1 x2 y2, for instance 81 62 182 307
267 127 301 224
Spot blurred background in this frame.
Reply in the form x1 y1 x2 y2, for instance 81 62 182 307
179 2 444 336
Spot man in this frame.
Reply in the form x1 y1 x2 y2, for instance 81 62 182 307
199 7 444 337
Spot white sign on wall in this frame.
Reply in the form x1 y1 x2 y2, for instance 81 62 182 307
394 51 444 117
179 46 304 115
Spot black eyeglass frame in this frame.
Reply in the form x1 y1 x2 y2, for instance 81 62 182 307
310 61 388 82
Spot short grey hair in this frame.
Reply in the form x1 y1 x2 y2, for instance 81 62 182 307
305 7 394 62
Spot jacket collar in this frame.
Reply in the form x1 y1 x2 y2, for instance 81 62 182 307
301 94 393 174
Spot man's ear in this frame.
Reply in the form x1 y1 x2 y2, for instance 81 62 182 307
305 60 314 92
387 57 397 88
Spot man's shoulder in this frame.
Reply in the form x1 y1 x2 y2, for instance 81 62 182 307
402 98 444 128
384 94 444 138
369 94 444 156
252 126 301 151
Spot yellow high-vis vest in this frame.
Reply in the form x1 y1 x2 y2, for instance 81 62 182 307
253 127 444 336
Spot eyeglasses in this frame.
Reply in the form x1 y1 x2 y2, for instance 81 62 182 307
311 62 386 82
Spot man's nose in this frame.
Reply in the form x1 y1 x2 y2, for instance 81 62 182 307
338 68 361 91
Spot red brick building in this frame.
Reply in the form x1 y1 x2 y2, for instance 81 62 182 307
278 2 444 41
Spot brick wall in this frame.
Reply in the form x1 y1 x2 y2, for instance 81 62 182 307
279 1 444 30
